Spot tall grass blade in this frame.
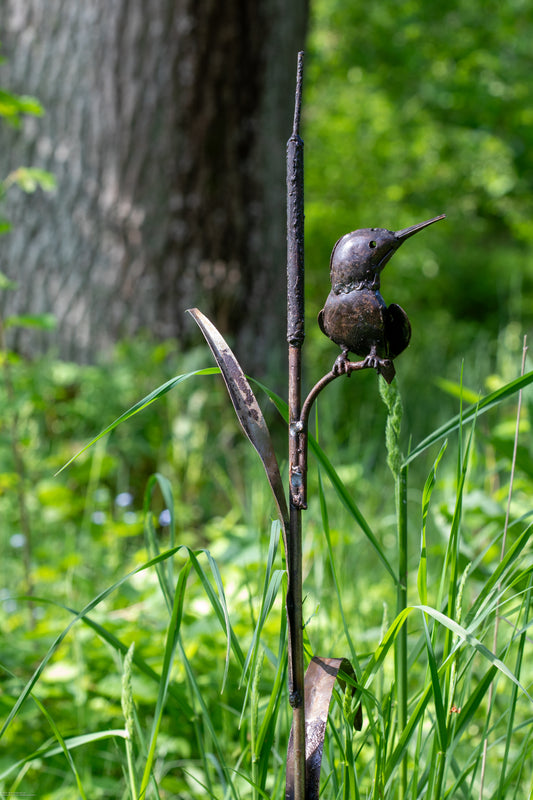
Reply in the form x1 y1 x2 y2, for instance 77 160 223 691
496 577 533 799
143 472 245 680
0 545 189 739
255 379 397 583
241 521 284 685
1 594 196 717
309 437 398 583
479 337 528 799
188 547 244 686
251 649 263 798
415 605 531 699
138 562 191 799
0 667 91 797
404 369 533 467
144 472 176 612
318 467 359 670
418 442 447 605
384 679 434 788
0 729 128 781
440 423 475 710
464 523 533 626
362 600 531 791
422 616 447 751
254 639 288 791
55 367 219 474
379 377 409 799
121 643 138 800
177 640 239 800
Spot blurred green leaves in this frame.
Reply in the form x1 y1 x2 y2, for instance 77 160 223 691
303 0 533 452
0 68 55 216
3 167 56 194
0 89 44 127
305 0 533 354
4 313 57 330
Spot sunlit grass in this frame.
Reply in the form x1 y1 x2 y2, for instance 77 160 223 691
0 338 532 798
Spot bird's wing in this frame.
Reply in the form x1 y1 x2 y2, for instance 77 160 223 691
385 303 411 359
317 308 326 336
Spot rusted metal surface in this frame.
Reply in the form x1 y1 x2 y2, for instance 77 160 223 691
286 657 362 800
186 308 289 536
318 215 445 384
287 216 446 512
287 51 305 350
286 51 307 800
287 51 306 506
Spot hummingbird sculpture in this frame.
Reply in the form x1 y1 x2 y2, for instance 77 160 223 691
318 214 445 383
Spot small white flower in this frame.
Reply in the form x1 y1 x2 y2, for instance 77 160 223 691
159 509 171 527
115 492 134 508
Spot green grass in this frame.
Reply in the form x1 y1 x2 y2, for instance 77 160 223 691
0 336 532 798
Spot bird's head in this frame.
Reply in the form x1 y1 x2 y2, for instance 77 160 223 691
329 214 445 291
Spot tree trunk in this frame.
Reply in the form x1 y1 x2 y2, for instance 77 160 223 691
0 0 308 372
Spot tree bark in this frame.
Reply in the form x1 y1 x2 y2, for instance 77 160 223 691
0 0 308 372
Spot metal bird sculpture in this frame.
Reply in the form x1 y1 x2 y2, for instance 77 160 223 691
318 214 445 383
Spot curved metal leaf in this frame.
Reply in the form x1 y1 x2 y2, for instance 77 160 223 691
187 308 289 535
286 656 361 799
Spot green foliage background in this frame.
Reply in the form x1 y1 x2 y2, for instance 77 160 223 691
304 0 532 442
2 4 533 797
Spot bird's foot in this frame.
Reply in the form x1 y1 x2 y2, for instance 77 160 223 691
362 353 380 370
332 352 396 383
332 351 351 376
362 354 396 384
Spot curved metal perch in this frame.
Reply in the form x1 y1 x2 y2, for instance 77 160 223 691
290 357 385 509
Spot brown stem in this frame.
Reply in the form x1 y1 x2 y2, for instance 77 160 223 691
286 51 306 800
291 358 376 511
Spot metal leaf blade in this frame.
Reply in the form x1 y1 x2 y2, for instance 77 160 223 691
285 656 361 799
187 308 289 535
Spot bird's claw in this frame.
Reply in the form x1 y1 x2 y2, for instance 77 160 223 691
362 354 380 370
332 352 350 376
363 354 396 383
332 352 395 383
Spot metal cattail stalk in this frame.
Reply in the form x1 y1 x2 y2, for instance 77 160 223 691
284 52 364 800
285 50 306 800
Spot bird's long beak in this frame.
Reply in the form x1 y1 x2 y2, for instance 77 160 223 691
395 214 446 242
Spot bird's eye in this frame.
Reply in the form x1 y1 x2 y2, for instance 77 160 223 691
369 240 377 248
